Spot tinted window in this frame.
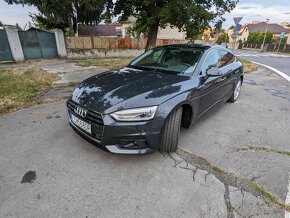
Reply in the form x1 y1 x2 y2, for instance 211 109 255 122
130 47 202 74
134 49 164 66
200 50 221 75
219 50 235 67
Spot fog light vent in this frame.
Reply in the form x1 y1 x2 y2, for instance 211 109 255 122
118 136 148 149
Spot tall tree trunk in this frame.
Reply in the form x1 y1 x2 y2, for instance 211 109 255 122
72 16 77 35
72 2 78 35
145 20 160 51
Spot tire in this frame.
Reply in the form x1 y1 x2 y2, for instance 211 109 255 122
228 78 242 103
159 107 183 152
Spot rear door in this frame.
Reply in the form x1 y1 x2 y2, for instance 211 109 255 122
196 49 225 116
218 49 237 100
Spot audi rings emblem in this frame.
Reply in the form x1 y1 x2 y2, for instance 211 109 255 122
74 106 87 118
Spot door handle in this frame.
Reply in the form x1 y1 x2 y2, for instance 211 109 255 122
215 76 226 83
198 85 206 91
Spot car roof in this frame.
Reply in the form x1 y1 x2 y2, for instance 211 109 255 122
155 43 216 51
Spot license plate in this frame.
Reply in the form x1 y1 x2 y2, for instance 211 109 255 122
70 113 91 134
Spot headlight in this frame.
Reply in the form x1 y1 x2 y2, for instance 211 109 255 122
110 106 158 121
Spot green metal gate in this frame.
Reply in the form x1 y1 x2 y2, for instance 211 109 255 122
37 31 58 58
19 31 41 59
0 30 13 61
19 30 58 59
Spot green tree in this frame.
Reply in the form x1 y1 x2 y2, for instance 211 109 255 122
5 0 107 34
112 0 238 50
247 31 273 44
0 21 3 27
216 32 229 44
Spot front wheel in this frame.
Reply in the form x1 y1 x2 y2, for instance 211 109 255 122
159 107 183 152
228 78 242 103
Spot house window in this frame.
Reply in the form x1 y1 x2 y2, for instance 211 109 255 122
116 28 122 37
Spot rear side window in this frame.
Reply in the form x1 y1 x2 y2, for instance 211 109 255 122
219 50 235 68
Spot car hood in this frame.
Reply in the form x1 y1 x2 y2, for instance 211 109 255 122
71 67 192 114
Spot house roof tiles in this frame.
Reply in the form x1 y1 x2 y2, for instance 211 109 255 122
246 22 289 33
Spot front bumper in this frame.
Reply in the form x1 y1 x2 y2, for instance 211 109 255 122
67 102 162 154
69 120 155 154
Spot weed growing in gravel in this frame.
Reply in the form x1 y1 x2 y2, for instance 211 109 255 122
176 148 290 212
238 146 290 157
240 58 258 73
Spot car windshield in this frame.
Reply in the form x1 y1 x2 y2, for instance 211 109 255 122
129 47 203 74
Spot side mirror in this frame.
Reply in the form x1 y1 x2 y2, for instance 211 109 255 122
207 67 222 76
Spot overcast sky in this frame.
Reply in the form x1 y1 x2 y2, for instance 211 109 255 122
0 0 290 30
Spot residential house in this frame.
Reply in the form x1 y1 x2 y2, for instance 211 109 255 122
157 26 186 40
78 19 186 40
78 24 122 37
228 21 289 43
281 22 290 30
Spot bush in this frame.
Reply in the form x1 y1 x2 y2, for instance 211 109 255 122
216 33 229 44
247 31 273 44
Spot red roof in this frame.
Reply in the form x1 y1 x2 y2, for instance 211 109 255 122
246 22 289 34
78 24 121 36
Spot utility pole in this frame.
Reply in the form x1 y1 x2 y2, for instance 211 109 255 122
261 19 269 52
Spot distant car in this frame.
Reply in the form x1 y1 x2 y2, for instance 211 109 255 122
67 44 243 154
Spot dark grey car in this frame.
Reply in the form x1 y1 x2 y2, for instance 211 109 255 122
67 44 244 154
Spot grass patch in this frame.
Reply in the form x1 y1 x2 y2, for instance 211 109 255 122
0 65 59 115
250 181 282 207
76 57 135 69
240 58 258 73
238 146 290 157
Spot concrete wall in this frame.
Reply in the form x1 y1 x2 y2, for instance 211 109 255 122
287 36 290 45
4 26 25 62
54 29 67 57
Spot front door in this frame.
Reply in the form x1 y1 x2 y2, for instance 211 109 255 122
196 49 224 117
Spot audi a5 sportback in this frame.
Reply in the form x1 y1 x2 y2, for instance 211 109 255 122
67 44 243 154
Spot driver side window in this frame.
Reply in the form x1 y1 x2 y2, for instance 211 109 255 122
200 50 221 76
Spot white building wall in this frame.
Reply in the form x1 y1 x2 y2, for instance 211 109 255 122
157 26 186 40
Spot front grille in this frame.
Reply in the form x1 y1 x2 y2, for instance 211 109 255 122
67 100 104 141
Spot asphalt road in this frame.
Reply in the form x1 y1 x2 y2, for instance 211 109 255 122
0 105 229 217
179 67 290 213
1 60 290 217
235 49 290 77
